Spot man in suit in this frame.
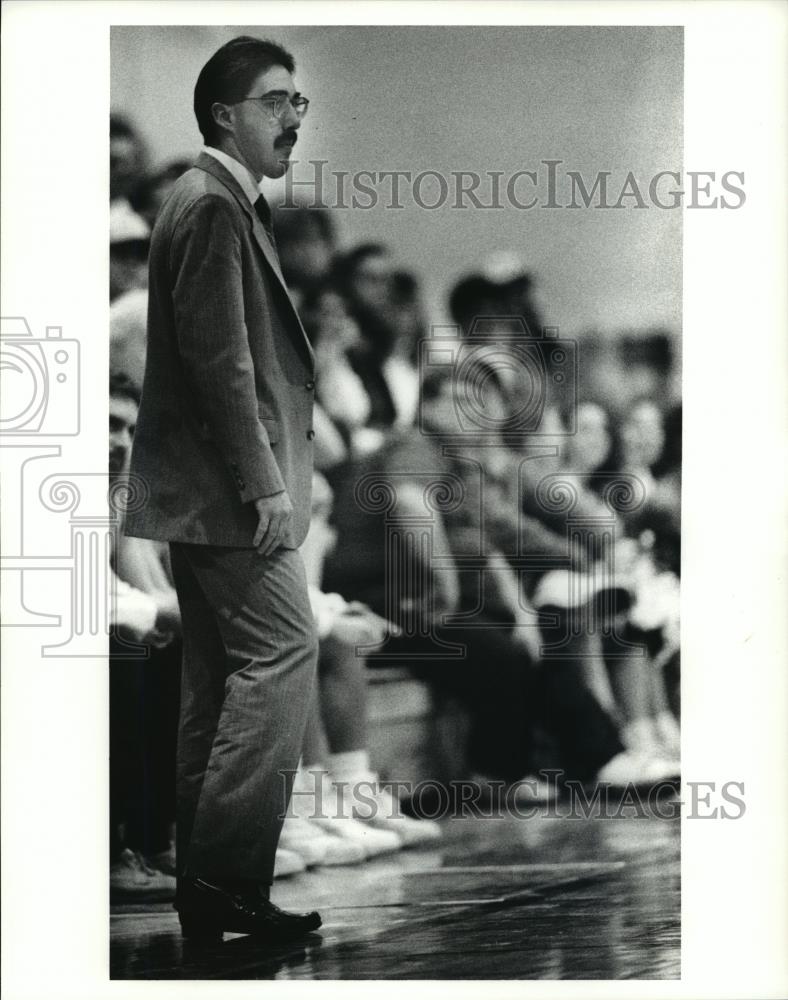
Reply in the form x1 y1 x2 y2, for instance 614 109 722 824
125 36 321 944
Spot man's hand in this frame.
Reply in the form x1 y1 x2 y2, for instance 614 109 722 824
154 591 182 637
510 620 543 665
328 602 398 647
253 490 294 555
147 627 176 649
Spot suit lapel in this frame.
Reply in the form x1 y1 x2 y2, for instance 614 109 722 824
193 153 314 367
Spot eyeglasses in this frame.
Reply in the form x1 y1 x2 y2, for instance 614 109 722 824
237 93 309 121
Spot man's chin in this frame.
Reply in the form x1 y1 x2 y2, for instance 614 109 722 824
267 151 294 177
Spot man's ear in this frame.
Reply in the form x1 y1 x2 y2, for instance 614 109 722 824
210 102 234 136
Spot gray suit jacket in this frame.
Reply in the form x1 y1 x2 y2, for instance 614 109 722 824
125 152 316 548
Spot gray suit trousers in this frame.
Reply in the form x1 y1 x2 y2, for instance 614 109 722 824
169 542 318 885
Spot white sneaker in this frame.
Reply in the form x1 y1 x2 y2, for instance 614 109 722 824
622 717 666 758
470 771 559 808
146 841 176 877
273 846 307 879
292 768 403 859
346 781 442 847
309 813 403 858
596 750 680 786
510 774 559 805
654 711 681 758
279 813 366 867
111 847 176 901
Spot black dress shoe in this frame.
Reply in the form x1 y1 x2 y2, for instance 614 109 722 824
176 877 322 943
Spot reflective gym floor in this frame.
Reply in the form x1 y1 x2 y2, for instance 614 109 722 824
111 803 680 980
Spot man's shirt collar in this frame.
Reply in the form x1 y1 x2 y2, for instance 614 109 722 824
202 146 261 207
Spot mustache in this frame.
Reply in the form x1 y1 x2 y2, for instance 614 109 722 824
275 130 298 148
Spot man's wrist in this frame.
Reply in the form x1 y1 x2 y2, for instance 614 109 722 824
252 489 286 504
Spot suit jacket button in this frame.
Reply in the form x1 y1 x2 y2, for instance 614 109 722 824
306 429 315 441
305 380 315 391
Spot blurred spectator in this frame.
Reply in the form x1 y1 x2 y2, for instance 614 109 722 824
417 371 624 776
110 113 148 204
449 253 545 340
619 397 665 490
334 243 393 329
334 244 421 434
559 397 680 568
447 261 575 431
563 401 613 475
419 367 579 575
109 372 181 900
390 270 428 364
110 201 150 302
449 275 501 335
618 331 675 403
108 378 161 644
548 397 681 762
110 287 148 393
299 282 377 457
612 397 681 746
615 397 681 573
130 159 192 229
311 400 351 471
323 376 672 789
653 401 682 482
574 330 678 419
273 203 336 296
282 473 442 864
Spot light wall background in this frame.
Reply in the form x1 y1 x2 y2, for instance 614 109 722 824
111 25 682 337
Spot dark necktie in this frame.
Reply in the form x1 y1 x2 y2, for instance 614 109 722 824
254 195 279 257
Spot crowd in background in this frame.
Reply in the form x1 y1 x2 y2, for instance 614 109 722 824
109 114 682 901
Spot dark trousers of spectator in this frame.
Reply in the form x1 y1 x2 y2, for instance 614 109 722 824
110 637 181 860
382 623 623 784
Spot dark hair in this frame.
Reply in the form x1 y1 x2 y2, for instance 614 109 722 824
109 114 148 199
271 204 336 248
653 402 682 478
129 159 192 217
194 35 295 146
448 271 543 341
391 269 419 304
299 277 338 313
109 370 141 406
296 279 340 347
110 113 139 141
619 330 674 375
448 274 498 331
420 367 453 403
